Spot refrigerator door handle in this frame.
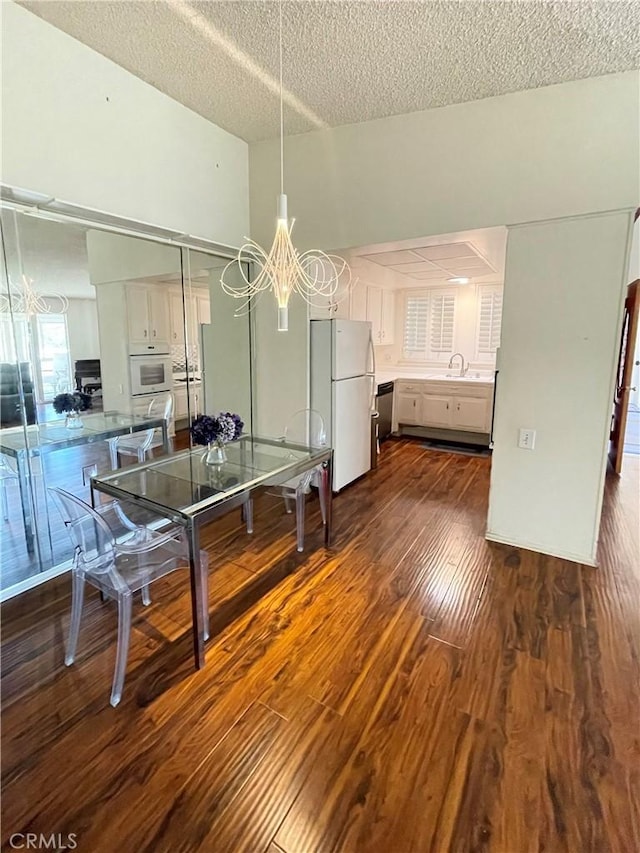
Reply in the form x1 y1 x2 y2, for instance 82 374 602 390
367 330 376 377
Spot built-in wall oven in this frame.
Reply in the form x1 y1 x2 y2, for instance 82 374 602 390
129 342 173 397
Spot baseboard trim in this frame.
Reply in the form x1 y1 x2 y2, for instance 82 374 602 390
0 559 72 603
485 531 598 567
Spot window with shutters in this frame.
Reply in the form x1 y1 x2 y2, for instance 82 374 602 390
402 290 457 361
476 285 503 359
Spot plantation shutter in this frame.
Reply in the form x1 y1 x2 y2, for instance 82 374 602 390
403 294 429 358
429 294 456 354
477 287 503 354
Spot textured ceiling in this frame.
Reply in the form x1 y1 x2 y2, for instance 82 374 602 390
18 0 640 143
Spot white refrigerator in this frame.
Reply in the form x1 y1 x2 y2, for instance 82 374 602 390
310 319 375 492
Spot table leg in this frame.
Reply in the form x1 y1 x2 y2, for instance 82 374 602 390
162 421 170 457
188 523 206 669
322 455 333 548
16 453 35 554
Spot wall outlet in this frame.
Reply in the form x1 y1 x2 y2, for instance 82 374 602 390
518 428 536 450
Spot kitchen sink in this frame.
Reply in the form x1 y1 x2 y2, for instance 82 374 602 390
425 373 493 382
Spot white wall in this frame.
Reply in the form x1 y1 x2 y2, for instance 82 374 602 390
250 72 639 250
66 298 99 367
488 212 632 564
1 1 249 245
86 231 182 285
250 72 639 561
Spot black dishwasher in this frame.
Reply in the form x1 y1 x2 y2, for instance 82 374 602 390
376 381 394 442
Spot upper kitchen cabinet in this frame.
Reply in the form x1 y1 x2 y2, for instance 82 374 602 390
195 292 211 327
307 256 352 320
169 287 211 348
307 290 351 320
126 283 169 346
169 291 186 344
354 284 395 345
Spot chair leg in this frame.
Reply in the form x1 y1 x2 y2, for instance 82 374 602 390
283 495 293 514
137 448 146 463
142 584 151 606
65 572 85 666
111 592 133 707
295 489 305 553
108 439 119 471
1 481 8 521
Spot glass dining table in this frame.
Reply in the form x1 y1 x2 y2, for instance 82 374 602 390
0 411 169 555
90 435 333 669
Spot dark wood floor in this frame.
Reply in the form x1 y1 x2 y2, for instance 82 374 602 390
1 439 638 852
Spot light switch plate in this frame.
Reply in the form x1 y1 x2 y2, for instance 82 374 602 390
518 428 536 450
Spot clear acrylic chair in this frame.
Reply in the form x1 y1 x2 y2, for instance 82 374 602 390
276 409 328 552
50 486 209 707
0 457 18 521
108 392 174 470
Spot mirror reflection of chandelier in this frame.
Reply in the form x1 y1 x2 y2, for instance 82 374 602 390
0 274 69 316
219 0 352 332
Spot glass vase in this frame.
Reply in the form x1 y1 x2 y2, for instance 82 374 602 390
205 440 227 466
65 411 84 429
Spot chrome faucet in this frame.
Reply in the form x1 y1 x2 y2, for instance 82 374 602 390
448 352 467 377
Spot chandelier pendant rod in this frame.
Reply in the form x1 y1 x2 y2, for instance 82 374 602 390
279 0 284 198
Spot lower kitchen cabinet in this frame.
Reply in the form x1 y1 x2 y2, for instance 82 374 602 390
421 394 452 428
452 395 491 432
395 392 422 424
394 380 494 436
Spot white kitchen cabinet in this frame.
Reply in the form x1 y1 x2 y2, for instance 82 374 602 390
173 386 188 418
366 286 383 343
126 285 151 345
169 291 186 344
365 285 394 345
350 281 368 322
196 293 211 327
451 395 491 432
394 379 494 436
381 289 395 345
308 292 351 320
422 394 452 428
396 391 422 425
126 284 169 345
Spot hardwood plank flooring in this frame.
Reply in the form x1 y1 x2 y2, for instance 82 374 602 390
1 441 638 852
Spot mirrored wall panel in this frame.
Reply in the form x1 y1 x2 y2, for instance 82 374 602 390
0 207 254 595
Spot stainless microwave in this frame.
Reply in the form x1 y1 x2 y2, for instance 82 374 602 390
129 354 173 397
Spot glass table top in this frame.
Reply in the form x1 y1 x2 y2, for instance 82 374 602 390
0 411 163 455
93 436 329 517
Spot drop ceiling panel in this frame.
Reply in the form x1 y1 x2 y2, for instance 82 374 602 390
414 243 476 261
362 250 425 266
389 261 441 274
438 258 494 274
408 270 452 280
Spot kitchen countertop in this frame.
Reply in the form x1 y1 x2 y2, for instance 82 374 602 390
173 373 202 386
376 370 494 386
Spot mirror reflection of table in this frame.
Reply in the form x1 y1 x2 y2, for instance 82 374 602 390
90 435 333 669
0 411 169 556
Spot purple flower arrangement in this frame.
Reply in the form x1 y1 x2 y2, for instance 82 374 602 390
53 391 93 415
190 412 244 447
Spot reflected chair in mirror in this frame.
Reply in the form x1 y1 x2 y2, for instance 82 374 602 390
0 457 18 521
107 392 174 470
272 408 328 552
49 486 210 707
